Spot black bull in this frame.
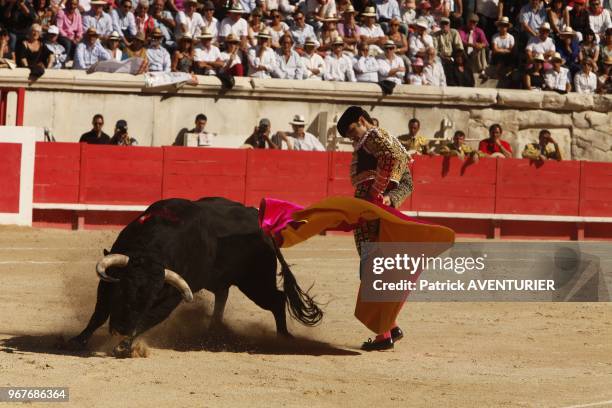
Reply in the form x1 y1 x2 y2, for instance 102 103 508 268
68 197 323 356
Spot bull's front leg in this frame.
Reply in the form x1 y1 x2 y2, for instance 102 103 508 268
65 282 114 350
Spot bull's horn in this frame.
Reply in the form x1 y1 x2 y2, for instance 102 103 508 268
96 254 129 282
164 269 194 302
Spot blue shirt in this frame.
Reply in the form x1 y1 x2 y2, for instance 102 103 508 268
74 40 111 69
146 46 171 72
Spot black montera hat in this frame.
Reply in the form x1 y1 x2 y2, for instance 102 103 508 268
336 106 365 137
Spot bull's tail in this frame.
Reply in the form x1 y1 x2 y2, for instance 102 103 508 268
272 240 323 326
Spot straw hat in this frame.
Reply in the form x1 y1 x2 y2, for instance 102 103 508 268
558 25 577 37
533 53 545 62
495 16 512 28
289 114 306 126
257 29 271 39
225 33 240 43
361 6 376 16
550 52 565 64
331 36 344 45
199 28 213 39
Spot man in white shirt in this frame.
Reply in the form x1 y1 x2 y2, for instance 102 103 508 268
519 0 548 39
323 37 356 81
276 33 305 79
201 1 219 44
423 47 446 86
194 28 223 75
408 18 434 58
353 41 379 82
360 6 386 50
74 27 111 70
146 27 171 72
526 22 556 61
291 10 316 48
378 40 405 84
219 3 249 49
301 37 325 79
248 30 279 78
375 0 401 33
84 0 113 41
175 0 204 39
276 114 326 151
544 52 572 92
111 0 137 42
589 0 612 42
304 0 337 29
574 58 598 93
45 25 67 69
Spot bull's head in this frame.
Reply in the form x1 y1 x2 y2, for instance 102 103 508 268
96 253 194 336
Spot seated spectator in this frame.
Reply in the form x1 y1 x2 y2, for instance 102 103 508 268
522 129 562 161
174 0 204 39
276 114 326 151
17 24 51 74
134 0 155 39
408 17 434 58
458 14 488 77
268 10 290 49
79 114 111 144
574 58 598 93
323 37 356 81
317 12 341 53
378 39 405 85
353 41 379 82
491 17 515 78
150 0 177 51
589 0 611 43
290 11 316 49
110 119 138 146
360 6 386 51
430 0 451 31
478 123 513 158
147 27 171 72
601 28 612 70
523 52 546 89
2 0 35 52
172 33 194 72
446 49 475 86
545 52 572 92
570 0 591 39
519 0 548 40
579 29 600 65
387 17 410 69
111 0 137 43
337 5 360 53
201 1 218 44
219 3 248 47
247 30 278 78
526 22 556 63
173 113 213 146
220 33 244 76
401 0 418 29
437 130 481 162
45 26 67 69
375 0 401 34
475 0 498 40
57 0 83 58
547 0 569 37
424 47 447 85
556 25 580 75
407 58 426 84
237 0 257 14
598 55 612 92
243 118 280 149
301 37 325 80
304 0 337 30
418 1 436 30
125 31 148 68
0 28 14 62
276 33 304 79
83 0 113 42
433 16 463 64
194 28 222 75
397 118 431 154
74 27 111 70
106 31 124 61
247 9 266 48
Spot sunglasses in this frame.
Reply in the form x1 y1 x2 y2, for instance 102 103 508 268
273 14 281 18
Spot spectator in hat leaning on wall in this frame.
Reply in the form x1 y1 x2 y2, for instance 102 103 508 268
274 114 326 151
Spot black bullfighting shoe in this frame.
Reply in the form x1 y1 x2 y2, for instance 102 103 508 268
361 337 394 351
391 326 404 343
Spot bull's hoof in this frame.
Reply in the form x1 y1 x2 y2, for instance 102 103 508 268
59 336 88 352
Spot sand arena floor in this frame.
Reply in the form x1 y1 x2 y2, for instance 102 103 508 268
0 226 611 408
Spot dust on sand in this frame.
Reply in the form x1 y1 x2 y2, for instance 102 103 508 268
1 226 611 407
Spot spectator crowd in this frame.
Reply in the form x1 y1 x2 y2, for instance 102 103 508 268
0 0 609 92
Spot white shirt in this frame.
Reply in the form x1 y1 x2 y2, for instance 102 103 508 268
574 71 597 93
409 32 434 57
492 33 515 50
203 16 219 41
589 9 611 37
375 0 401 20
323 53 356 81
291 24 316 47
544 67 571 91
46 42 66 69
304 0 336 17
276 49 305 79
220 50 241 70
195 44 222 75
353 55 379 82
401 8 417 26
377 54 405 84
269 22 290 46
146 45 171 73
302 52 325 80
360 24 385 39
175 11 205 38
219 17 249 38
408 71 427 85
526 36 556 55
83 12 113 37
424 61 446 86
248 46 279 78
288 132 325 151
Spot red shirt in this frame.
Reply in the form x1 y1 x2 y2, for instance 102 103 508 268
478 138 512 155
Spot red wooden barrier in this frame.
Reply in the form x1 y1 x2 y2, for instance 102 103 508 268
162 147 248 203
79 144 163 204
495 159 581 215
34 142 81 203
0 143 21 213
327 151 353 197
411 156 497 213
244 149 329 207
579 161 612 217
